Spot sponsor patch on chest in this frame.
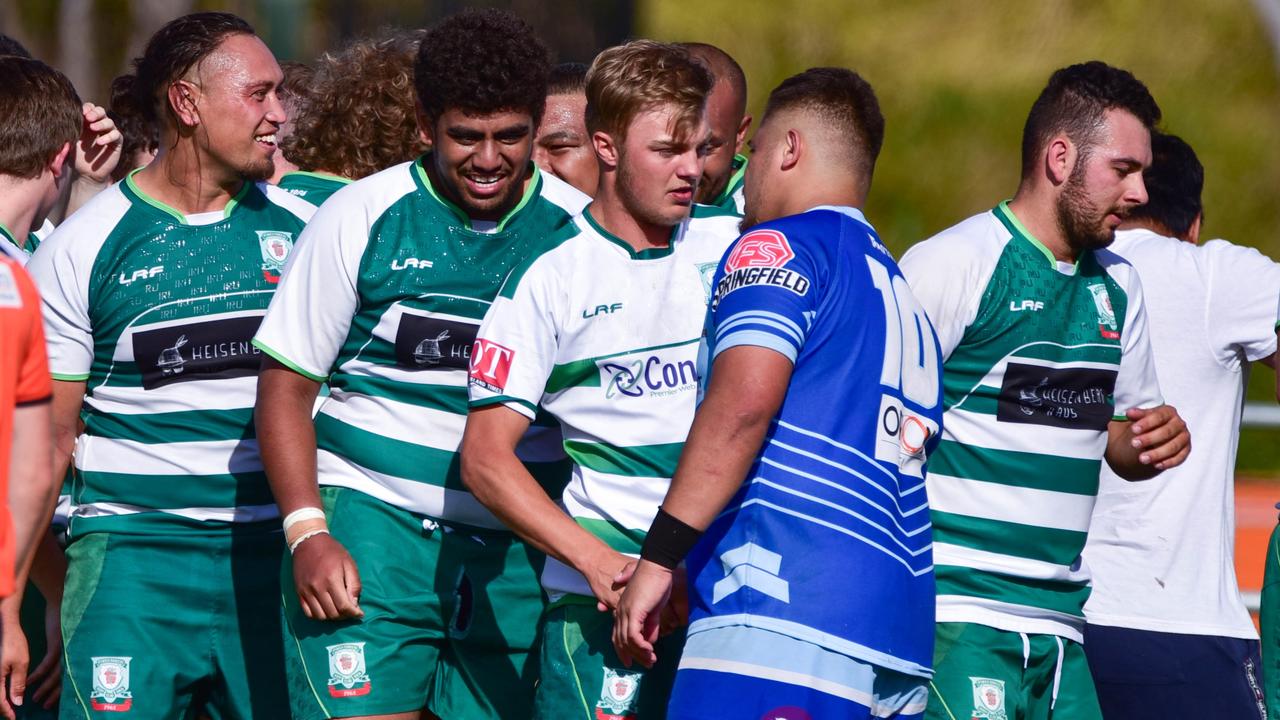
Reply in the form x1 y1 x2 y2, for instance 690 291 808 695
996 361 1116 430
132 316 263 389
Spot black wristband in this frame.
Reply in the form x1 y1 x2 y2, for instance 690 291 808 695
639 508 703 570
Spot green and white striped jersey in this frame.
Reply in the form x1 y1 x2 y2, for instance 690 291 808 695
254 157 589 528
27 173 315 538
276 171 351 206
468 206 740 599
900 202 1162 641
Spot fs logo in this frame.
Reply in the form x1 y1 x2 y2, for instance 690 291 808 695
724 229 794 272
469 339 515 392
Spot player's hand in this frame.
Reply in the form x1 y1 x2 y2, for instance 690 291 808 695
24 599 62 710
658 566 689 637
612 559 674 669
291 533 364 621
1126 404 1191 470
0 611 31 719
583 547 631 612
75 103 123 185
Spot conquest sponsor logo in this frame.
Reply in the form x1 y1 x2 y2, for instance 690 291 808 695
132 316 263 390
394 315 476 371
996 361 1116 430
599 354 699 399
711 265 810 309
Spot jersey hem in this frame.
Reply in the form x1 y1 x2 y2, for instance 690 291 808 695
252 338 328 382
936 603 1083 642
1083 612 1260 640
468 394 537 418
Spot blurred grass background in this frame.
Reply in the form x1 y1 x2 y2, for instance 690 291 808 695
5 0 1278 472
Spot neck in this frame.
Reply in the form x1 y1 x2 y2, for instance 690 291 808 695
775 169 866 221
0 178 44 247
590 181 676 252
1008 186 1075 263
133 139 245 216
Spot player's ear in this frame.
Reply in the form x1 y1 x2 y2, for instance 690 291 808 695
169 79 201 128
592 130 619 171
733 114 752 154
1186 213 1202 245
415 103 435 147
49 142 72 179
1045 134 1074 186
779 128 801 172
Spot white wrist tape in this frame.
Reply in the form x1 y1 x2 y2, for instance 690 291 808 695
283 507 326 533
288 529 330 555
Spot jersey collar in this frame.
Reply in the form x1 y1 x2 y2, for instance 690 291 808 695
413 154 542 234
123 168 253 225
0 222 25 260
993 200 1081 272
711 153 748 208
582 206 679 260
282 170 353 186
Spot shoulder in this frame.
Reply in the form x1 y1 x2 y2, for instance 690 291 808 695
498 220 584 300
0 255 37 303
305 162 419 229
1197 237 1280 273
899 209 1008 281
684 209 742 248
536 171 591 215
34 184 133 265
1093 245 1143 296
259 182 318 222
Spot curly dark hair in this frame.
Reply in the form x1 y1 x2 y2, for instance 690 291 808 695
107 73 160 181
1021 61 1161 179
132 12 256 127
282 32 429 180
414 8 550 125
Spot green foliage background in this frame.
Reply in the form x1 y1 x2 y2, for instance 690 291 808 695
646 0 1280 473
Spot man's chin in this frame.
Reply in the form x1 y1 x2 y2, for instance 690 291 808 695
242 159 275 183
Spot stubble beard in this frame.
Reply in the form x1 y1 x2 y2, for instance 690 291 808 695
617 154 683 230
1056 162 1116 254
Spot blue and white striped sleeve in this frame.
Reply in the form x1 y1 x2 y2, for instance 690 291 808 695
708 227 817 364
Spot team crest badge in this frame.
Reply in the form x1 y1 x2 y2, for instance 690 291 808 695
90 656 133 711
326 643 372 697
696 261 718 303
595 667 641 720
1087 283 1119 339
257 230 295 283
969 677 1007 720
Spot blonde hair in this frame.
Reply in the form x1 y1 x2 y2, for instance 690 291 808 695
585 40 713 144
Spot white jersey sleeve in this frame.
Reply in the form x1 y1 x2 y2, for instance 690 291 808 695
468 253 564 421
25 188 129 380
1199 239 1280 368
899 219 1001 360
1099 251 1163 415
253 193 366 380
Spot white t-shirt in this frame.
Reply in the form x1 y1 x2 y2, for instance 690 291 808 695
1083 228 1280 639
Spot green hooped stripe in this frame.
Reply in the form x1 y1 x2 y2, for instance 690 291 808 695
315 413 460 487
332 375 468 414
68 513 279 539
563 439 683 479
929 442 1101 496
575 516 644 555
935 564 1091 618
76 470 274 508
931 509 1087 566
84 407 255 444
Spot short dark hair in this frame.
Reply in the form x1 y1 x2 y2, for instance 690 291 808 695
107 73 161 180
132 12 256 127
0 56 82 178
1021 61 1161 179
414 9 550 125
283 32 429 180
0 33 32 59
548 62 588 96
680 42 747 118
1126 131 1203 238
762 67 884 179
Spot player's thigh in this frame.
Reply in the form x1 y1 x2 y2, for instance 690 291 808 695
926 622 1026 720
669 624 928 720
59 533 215 720
534 600 683 720
431 530 543 720
280 488 448 720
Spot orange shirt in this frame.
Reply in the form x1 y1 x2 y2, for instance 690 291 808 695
0 255 51 597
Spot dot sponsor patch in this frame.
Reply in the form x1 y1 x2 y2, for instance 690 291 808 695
469 338 515 393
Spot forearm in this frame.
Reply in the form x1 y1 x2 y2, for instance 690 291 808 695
26 534 65 606
1105 421 1161 481
461 427 610 572
9 404 57 574
255 365 323 514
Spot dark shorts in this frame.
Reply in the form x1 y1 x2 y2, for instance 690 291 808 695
1083 623 1266 720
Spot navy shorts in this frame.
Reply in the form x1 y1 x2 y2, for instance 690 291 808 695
1083 623 1266 719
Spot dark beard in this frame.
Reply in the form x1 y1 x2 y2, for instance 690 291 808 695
1056 163 1115 253
242 155 275 182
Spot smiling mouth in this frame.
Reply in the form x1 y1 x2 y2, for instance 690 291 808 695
464 173 507 196
255 133 277 148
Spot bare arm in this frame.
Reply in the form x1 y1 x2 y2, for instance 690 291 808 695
461 405 629 608
9 402 56 574
613 346 792 667
1105 404 1191 481
255 359 362 620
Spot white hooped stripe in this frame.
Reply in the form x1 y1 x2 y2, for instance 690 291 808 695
72 501 279 523
86 376 259 415
319 389 467 452
316 450 503 529
939 408 1105 460
933 543 1089 584
77 436 262 476
935 596 1084 642
927 472 1096 532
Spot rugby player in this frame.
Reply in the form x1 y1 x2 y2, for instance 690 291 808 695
27 13 313 718
898 62 1190 720
462 41 737 719
1083 132 1280 719
266 61 313 185
252 9 587 720
613 66 941 719
532 62 597 197
106 74 160 182
277 32 429 205
681 43 750 215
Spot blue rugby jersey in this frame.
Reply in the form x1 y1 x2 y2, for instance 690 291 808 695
686 206 945 677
